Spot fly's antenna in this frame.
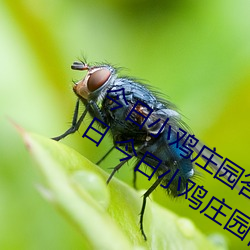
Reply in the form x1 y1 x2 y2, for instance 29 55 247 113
71 61 89 71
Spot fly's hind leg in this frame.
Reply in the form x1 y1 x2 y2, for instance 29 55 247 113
140 177 162 240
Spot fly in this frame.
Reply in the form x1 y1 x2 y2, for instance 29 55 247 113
52 60 223 240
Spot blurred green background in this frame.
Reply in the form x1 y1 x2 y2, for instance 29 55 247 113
0 0 250 249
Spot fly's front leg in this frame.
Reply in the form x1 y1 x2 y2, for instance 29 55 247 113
88 100 106 124
52 100 89 141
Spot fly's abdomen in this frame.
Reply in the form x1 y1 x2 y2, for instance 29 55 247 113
139 128 194 196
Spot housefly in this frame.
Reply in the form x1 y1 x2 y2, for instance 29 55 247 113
52 60 223 240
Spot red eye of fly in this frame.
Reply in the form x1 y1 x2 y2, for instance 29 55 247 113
87 68 111 92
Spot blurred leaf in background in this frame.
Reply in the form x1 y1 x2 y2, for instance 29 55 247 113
0 0 249 249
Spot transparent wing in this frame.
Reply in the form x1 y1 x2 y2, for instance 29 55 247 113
193 141 241 191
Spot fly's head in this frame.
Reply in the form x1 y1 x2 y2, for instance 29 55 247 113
72 61 116 101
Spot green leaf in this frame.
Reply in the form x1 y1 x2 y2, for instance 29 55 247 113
19 128 226 250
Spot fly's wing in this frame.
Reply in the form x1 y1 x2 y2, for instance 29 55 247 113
143 108 182 135
142 108 191 167
193 141 221 172
193 141 242 191
142 108 242 191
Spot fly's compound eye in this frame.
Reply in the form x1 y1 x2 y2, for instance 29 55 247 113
87 68 111 92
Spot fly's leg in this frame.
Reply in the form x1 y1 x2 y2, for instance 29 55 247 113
133 165 138 189
106 153 138 188
107 159 130 184
89 100 106 124
96 146 115 165
106 144 146 184
140 177 162 240
52 100 89 141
